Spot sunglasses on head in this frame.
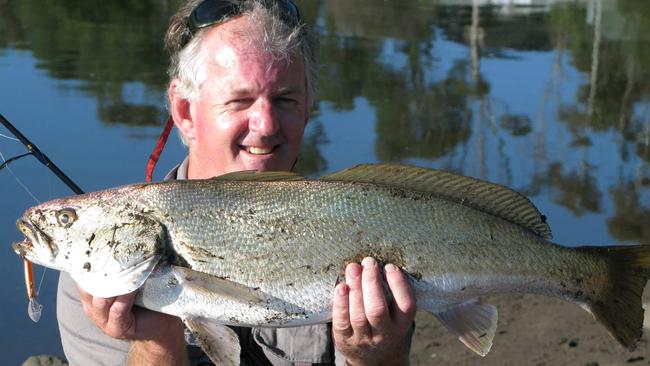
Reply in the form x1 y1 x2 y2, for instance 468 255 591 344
189 0 301 33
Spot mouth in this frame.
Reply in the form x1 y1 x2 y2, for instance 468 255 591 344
14 219 57 259
242 145 276 155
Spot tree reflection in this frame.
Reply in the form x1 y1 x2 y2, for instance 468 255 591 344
608 182 650 243
531 162 601 216
0 0 176 129
551 1 650 160
321 0 475 161
500 114 532 137
0 0 24 49
294 120 329 176
372 60 474 161
437 4 553 52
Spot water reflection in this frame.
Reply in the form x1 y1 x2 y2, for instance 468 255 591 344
0 0 648 243
609 181 650 242
1 0 650 362
0 0 175 127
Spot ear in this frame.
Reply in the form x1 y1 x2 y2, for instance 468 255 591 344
168 80 195 142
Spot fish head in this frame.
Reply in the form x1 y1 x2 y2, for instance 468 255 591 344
13 188 164 278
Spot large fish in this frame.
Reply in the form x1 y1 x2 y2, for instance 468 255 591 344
12 164 650 364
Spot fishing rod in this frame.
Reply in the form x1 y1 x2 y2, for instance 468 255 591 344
1 113 86 323
0 113 84 194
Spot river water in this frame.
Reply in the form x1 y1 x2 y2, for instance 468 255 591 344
1 0 649 363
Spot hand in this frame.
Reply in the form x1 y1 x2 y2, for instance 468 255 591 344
77 286 188 364
332 257 416 366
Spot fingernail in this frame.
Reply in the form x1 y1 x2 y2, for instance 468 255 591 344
361 257 376 268
385 263 398 273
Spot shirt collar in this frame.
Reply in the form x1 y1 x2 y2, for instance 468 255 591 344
164 156 189 181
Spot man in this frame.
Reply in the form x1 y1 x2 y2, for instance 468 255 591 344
57 1 416 365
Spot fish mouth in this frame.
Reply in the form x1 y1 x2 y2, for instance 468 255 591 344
14 218 57 260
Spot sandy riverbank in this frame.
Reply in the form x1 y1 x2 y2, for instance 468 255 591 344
409 288 650 365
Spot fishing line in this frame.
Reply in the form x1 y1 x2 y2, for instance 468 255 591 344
0 132 19 141
0 148 41 204
35 265 46 297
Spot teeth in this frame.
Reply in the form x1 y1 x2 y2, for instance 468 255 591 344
246 146 273 155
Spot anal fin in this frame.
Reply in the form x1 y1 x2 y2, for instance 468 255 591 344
434 299 498 356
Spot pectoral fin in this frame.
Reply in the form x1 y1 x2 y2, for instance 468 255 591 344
71 254 161 298
434 299 498 356
184 318 241 366
172 266 265 305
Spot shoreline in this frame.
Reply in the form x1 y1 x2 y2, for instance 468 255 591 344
410 288 650 365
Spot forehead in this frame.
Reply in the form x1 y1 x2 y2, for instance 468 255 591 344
199 15 301 74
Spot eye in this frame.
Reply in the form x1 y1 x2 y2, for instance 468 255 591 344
56 209 77 228
227 98 253 109
275 96 298 108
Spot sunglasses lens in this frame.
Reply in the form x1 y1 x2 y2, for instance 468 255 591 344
190 0 240 31
277 0 300 24
190 0 301 32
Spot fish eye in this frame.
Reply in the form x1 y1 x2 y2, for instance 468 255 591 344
56 209 77 228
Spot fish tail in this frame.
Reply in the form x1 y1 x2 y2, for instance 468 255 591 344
581 244 650 350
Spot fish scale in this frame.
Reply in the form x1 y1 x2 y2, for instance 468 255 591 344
138 179 601 316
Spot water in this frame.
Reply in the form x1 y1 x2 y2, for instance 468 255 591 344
1 0 649 363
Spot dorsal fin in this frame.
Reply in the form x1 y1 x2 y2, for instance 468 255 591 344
212 170 304 182
321 164 552 239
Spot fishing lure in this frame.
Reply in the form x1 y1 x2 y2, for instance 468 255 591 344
23 259 42 322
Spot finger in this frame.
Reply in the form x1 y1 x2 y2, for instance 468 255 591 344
331 283 353 340
77 287 94 316
77 286 92 303
106 292 138 338
345 262 369 337
360 257 390 332
89 296 116 327
385 263 417 329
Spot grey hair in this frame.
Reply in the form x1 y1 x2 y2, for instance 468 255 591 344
165 0 319 113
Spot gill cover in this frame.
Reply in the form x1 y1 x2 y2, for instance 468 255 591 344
71 215 165 298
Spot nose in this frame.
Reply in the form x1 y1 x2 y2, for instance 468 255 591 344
248 99 279 136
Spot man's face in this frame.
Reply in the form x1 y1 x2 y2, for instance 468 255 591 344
177 16 309 179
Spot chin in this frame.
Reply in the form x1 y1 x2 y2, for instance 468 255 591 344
235 148 298 172
241 158 289 173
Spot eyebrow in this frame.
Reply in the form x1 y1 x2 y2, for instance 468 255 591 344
227 86 303 98
274 86 303 96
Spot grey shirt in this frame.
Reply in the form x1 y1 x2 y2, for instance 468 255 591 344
57 159 412 365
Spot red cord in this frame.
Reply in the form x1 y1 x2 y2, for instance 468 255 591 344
146 116 174 182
